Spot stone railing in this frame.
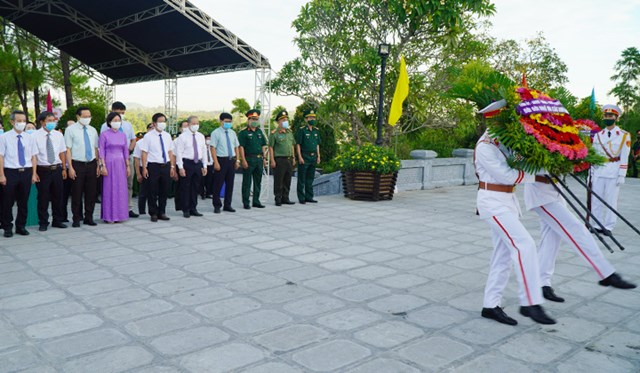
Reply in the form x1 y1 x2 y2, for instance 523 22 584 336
313 148 478 196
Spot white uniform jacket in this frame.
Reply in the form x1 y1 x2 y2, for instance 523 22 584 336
592 126 630 179
474 131 534 219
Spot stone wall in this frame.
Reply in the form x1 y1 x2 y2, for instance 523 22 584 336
313 148 478 196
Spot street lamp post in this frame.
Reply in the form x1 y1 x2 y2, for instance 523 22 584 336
375 43 390 146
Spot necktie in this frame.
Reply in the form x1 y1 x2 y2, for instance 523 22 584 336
207 143 212 163
83 126 93 161
46 133 55 164
159 133 167 163
193 134 199 161
608 131 611 138
225 130 233 160
17 134 25 167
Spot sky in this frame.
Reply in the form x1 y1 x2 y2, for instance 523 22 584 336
107 0 640 113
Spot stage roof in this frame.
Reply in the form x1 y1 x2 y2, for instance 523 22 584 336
0 0 270 85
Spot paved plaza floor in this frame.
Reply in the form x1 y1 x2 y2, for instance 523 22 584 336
1 177 639 372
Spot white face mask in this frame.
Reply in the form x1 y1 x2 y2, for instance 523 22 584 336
119 113 125 121
190 124 199 133
156 122 167 132
78 117 91 126
111 122 122 130
14 122 26 131
205 139 211 145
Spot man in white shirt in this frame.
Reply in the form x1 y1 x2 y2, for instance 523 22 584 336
0 110 39 237
175 116 207 218
65 106 100 227
590 104 630 235
34 111 68 231
200 134 214 199
100 101 137 218
133 123 154 215
210 112 240 214
141 113 176 222
174 120 189 212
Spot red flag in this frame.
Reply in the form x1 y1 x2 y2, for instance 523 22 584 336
46 90 53 112
521 71 528 88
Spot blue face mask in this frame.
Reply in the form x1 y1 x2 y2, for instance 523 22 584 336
26 129 35 134
282 121 289 129
223 122 232 130
0 129 4 135
45 122 57 131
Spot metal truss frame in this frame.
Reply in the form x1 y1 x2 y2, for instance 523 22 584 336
255 67 272 201
2 0 174 77
112 62 256 85
164 78 178 134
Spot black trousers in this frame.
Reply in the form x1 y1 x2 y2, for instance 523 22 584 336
273 156 293 203
71 160 97 223
62 174 73 221
36 166 64 226
1 168 32 230
201 165 214 197
138 166 149 214
147 163 171 216
179 159 203 213
174 168 182 211
212 157 235 209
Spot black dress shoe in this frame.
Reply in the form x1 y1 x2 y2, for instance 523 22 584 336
16 227 30 236
190 210 203 217
223 207 236 213
542 286 565 302
83 220 97 226
150 215 158 222
244 204 251 210
520 305 556 325
129 210 139 218
139 211 146 215
299 200 306 204
283 201 295 205
158 215 170 221
62 218 69 223
214 207 221 214
599 273 637 289
252 203 265 208
275 200 282 206
306 199 318 203
4 230 13 238
39 225 48 232
481 306 517 325
72 221 81 228
183 211 191 218
52 222 67 229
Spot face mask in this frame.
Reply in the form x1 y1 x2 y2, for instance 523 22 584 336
181 127 187 133
0 129 4 135
119 114 125 121
45 122 57 131
156 122 167 132
308 120 317 126
26 129 35 134
78 117 91 126
282 121 289 129
190 125 199 133
205 140 211 145
250 121 259 128
14 122 26 131
603 119 616 126
111 122 122 130
223 122 232 130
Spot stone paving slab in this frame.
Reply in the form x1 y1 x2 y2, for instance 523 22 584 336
0 177 639 372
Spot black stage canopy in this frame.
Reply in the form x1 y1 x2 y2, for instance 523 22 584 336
0 0 270 85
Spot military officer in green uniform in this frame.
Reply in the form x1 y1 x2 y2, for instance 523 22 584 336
269 110 296 206
296 109 321 204
238 109 267 209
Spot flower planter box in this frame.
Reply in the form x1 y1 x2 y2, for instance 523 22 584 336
342 171 397 201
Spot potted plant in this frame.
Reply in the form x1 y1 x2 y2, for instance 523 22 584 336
336 144 401 201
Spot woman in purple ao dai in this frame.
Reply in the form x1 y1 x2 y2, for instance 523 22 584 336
99 112 131 223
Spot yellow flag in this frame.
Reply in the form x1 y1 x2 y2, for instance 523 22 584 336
388 55 409 126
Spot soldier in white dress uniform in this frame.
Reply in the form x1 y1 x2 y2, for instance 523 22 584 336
590 104 630 234
475 130 555 325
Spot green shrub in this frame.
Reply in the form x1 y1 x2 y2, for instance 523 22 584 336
335 144 401 174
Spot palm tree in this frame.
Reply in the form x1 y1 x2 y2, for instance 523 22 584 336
609 47 640 113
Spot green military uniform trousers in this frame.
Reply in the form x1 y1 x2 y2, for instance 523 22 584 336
274 156 294 203
242 155 263 206
297 152 317 202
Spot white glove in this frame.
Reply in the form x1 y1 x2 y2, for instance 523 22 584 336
617 176 625 186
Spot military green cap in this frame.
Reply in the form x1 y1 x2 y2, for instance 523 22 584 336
276 110 289 121
246 109 261 119
303 109 317 118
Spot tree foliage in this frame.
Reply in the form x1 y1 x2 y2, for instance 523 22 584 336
609 47 640 112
